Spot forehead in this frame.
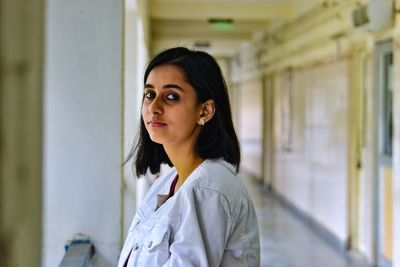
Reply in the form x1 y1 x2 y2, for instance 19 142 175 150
146 65 187 83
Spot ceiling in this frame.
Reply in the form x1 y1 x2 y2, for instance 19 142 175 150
148 0 322 58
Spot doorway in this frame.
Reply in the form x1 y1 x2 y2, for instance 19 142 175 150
374 40 393 267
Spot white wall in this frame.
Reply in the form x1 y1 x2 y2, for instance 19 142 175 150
123 5 139 240
43 0 124 266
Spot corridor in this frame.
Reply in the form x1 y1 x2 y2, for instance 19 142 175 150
243 175 368 267
2 0 400 267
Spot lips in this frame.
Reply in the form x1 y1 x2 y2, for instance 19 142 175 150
148 119 167 127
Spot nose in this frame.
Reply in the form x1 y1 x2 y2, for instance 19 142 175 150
148 95 163 114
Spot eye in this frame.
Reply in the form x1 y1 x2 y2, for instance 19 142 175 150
144 91 155 99
166 93 179 101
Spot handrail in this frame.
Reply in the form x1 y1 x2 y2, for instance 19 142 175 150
59 234 95 267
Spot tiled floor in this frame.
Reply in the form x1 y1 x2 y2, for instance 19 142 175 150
243 176 369 267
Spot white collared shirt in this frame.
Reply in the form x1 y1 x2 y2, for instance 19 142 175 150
118 159 260 267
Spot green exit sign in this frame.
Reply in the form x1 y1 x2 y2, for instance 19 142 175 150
208 18 234 31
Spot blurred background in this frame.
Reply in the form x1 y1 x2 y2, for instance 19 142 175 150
1 0 399 266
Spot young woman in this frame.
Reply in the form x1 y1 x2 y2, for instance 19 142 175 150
119 47 260 267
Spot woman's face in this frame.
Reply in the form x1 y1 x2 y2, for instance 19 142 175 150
142 65 203 149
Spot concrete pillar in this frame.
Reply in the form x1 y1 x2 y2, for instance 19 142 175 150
43 0 124 266
0 0 44 266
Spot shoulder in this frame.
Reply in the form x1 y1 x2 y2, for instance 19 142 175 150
189 159 245 194
179 159 249 214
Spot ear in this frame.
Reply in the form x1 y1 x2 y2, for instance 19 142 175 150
198 100 215 126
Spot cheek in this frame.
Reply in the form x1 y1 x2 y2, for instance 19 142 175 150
141 103 148 116
141 105 150 127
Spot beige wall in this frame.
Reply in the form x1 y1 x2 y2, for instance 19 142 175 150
272 60 350 241
237 77 263 179
0 0 44 266
383 168 393 260
356 44 375 258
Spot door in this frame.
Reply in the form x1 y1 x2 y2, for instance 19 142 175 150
262 74 275 191
374 40 393 267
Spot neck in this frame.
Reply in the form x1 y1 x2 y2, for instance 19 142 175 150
164 143 204 191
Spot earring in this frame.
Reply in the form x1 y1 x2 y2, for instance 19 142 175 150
198 118 205 126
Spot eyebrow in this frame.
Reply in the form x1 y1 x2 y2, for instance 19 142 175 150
144 83 184 91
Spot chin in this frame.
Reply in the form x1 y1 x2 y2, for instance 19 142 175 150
148 134 165 145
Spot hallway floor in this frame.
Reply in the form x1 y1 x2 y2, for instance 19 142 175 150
243 175 369 267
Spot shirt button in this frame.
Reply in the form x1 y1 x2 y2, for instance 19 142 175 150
134 244 139 251
147 241 153 248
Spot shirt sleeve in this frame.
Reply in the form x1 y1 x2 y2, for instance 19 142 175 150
162 187 234 267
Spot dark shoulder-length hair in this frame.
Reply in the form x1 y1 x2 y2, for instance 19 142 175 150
127 47 240 176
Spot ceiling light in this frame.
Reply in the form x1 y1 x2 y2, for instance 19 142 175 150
208 18 234 31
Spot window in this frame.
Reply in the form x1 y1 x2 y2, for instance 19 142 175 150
382 52 393 157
